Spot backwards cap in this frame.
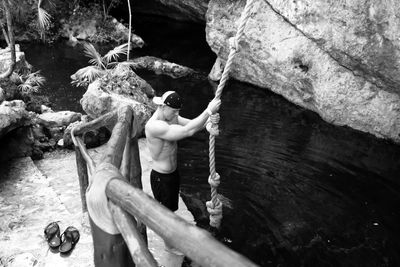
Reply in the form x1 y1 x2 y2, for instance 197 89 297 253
153 91 183 109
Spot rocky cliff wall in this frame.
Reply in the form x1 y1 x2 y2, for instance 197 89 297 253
132 0 209 23
206 0 400 143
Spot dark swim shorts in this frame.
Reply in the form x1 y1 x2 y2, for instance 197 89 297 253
150 169 180 211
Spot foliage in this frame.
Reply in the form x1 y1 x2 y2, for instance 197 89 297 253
17 70 46 96
63 3 128 44
2 0 49 41
37 0 52 39
71 42 130 87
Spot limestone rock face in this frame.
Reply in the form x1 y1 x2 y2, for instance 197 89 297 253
37 111 81 128
0 45 32 75
134 0 209 22
206 0 400 143
157 0 209 22
80 67 155 135
269 0 400 93
60 7 144 45
0 100 31 139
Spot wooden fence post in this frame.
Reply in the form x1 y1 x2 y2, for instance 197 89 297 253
130 134 148 244
74 145 89 212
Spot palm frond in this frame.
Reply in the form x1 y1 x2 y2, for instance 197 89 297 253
25 71 46 86
103 43 129 65
83 43 106 69
46 0 56 9
37 7 51 30
107 62 119 69
18 84 39 95
71 66 105 85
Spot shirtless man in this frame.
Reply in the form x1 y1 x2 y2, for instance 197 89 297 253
145 91 221 212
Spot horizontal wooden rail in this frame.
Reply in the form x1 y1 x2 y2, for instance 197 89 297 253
106 178 258 267
72 110 118 136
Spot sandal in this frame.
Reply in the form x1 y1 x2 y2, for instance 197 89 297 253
44 222 61 249
59 226 80 254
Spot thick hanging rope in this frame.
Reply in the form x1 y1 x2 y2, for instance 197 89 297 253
207 0 256 228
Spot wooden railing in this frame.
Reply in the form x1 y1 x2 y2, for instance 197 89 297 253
72 105 258 267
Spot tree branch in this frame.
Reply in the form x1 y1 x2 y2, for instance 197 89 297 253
0 0 16 80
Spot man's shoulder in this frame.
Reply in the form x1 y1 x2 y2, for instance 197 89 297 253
145 119 169 136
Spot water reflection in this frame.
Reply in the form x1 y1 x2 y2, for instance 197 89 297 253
177 81 400 266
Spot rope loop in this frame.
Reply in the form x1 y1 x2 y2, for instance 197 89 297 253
207 200 223 228
206 113 220 136
208 172 221 188
209 113 220 124
206 200 223 215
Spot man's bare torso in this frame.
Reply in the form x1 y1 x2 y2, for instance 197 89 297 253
145 113 179 174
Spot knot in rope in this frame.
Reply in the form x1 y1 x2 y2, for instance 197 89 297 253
208 172 221 188
207 113 220 136
209 113 220 124
206 200 223 214
206 199 223 228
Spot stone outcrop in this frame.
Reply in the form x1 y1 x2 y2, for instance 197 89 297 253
0 100 32 139
134 0 209 22
80 66 155 135
206 0 400 143
60 7 144 45
37 110 81 128
0 45 32 76
34 110 82 148
0 100 34 161
129 56 197 78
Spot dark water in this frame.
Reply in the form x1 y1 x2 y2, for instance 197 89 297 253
22 15 400 267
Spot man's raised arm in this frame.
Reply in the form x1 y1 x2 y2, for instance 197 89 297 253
150 99 221 141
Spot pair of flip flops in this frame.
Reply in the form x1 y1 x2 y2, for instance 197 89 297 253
44 222 80 254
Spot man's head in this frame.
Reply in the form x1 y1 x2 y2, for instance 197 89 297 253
153 91 183 109
153 91 183 121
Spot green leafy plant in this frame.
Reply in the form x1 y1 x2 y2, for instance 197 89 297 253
37 0 52 39
17 71 46 95
71 42 132 87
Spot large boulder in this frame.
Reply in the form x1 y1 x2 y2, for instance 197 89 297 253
133 0 209 22
80 66 155 135
60 6 144 45
37 110 81 128
35 110 82 145
0 45 32 75
0 100 32 139
0 100 35 162
206 0 400 143
129 56 197 78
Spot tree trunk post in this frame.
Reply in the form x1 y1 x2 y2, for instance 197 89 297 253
74 145 89 212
